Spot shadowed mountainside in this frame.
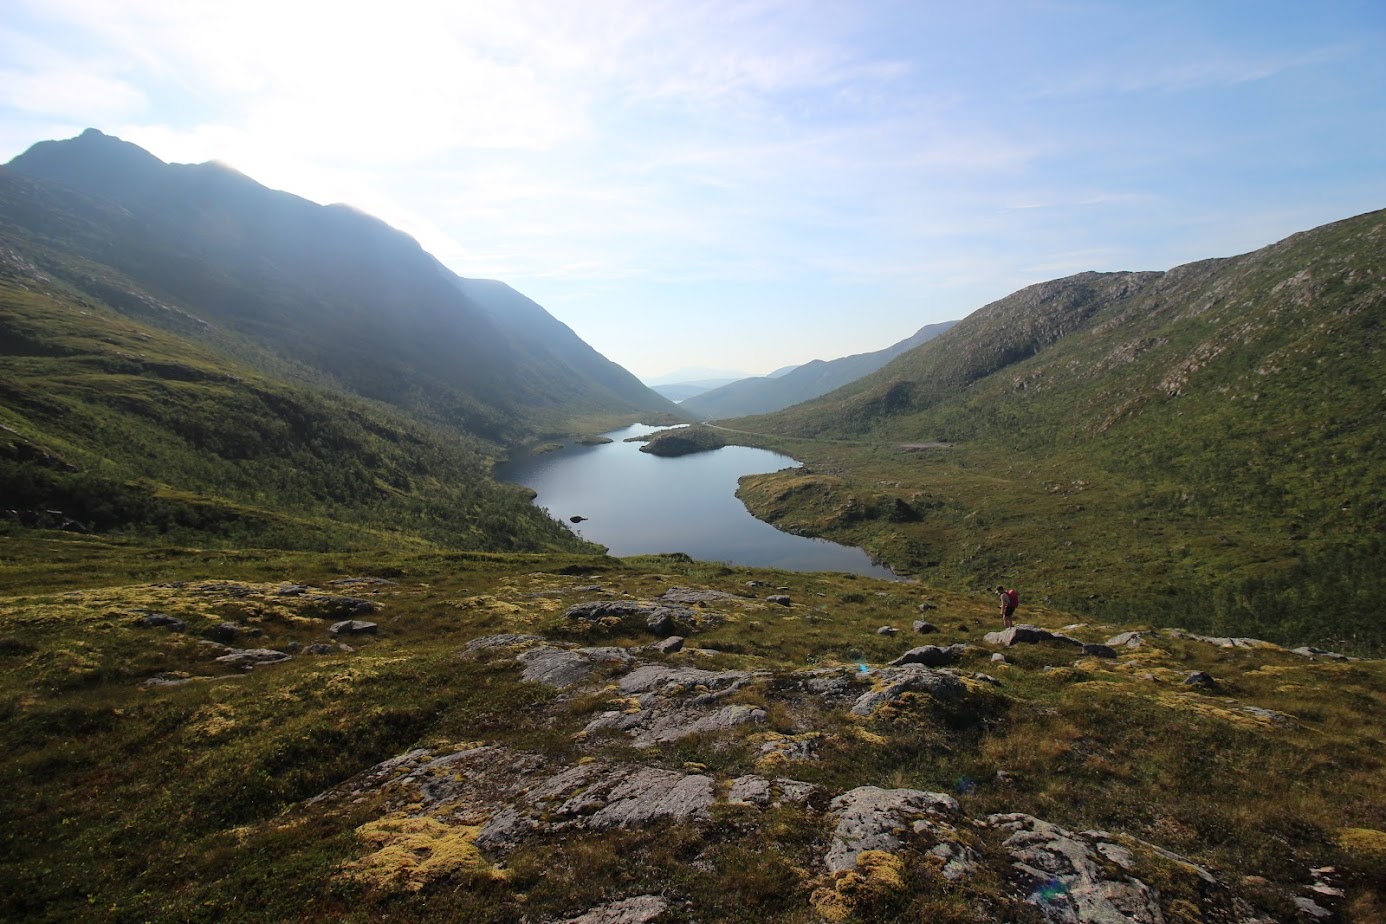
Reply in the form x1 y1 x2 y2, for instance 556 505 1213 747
2 129 680 443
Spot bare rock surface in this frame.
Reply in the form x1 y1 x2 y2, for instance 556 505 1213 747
989 813 1165 924
850 665 965 716
214 647 292 669
727 774 819 807
557 895 669 924
564 600 700 636
824 786 967 873
517 646 634 689
464 633 547 653
585 702 766 748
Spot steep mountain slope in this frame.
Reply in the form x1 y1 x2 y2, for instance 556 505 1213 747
683 320 957 418
0 249 590 552
731 210 1386 651
1 129 680 443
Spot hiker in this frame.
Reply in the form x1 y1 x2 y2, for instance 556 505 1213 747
997 585 1018 628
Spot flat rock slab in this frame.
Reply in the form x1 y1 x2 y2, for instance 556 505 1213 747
329 620 378 636
517 646 634 688
727 775 819 807
585 702 766 748
824 786 966 873
465 633 546 652
214 648 292 669
984 625 1083 647
617 664 755 696
557 895 669 924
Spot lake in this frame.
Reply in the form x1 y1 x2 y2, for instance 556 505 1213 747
495 424 899 579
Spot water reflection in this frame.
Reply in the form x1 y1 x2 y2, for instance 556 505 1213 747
495 424 897 578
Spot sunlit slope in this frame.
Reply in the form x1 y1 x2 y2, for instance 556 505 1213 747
1 129 680 442
0 254 593 553
731 209 1385 652
742 209 1386 519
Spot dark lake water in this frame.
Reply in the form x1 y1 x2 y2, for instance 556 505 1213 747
495 424 898 578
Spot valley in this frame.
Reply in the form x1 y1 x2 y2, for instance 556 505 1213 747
1 129 1384 922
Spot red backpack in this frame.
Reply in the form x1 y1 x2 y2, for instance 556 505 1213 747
1006 589 1019 608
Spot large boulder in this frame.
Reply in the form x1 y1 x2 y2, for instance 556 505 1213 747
984 625 1083 647
889 644 963 668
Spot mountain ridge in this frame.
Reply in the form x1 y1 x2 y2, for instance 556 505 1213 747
682 319 958 419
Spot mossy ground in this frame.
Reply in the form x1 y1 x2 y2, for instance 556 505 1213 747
1 536 1382 922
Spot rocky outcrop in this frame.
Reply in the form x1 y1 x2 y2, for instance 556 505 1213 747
517 646 634 688
989 813 1166 923
824 786 974 876
850 665 965 716
214 648 292 669
564 600 700 636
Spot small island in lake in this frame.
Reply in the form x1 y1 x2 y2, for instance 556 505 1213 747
638 425 728 457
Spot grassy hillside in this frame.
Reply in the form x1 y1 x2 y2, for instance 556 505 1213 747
0 545 1381 922
728 210 1386 655
0 253 592 554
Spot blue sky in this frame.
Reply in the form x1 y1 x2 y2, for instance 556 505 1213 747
2 1 1383 381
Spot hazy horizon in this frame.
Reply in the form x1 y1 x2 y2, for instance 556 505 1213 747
3 1 1383 380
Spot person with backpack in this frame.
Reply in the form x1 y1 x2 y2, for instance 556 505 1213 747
997 585 1019 628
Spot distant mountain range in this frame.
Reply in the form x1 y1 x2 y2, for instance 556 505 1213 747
680 320 957 418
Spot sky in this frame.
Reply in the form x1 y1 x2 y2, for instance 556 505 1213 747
2 1 1384 382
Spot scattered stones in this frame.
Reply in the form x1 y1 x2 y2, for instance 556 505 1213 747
889 644 963 668
303 643 336 655
876 625 898 636
991 652 1007 663
329 620 378 636
766 595 792 606
917 602 936 612
517 646 633 689
1185 670 1216 687
913 620 938 634
214 648 292 669
757 734 819 764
